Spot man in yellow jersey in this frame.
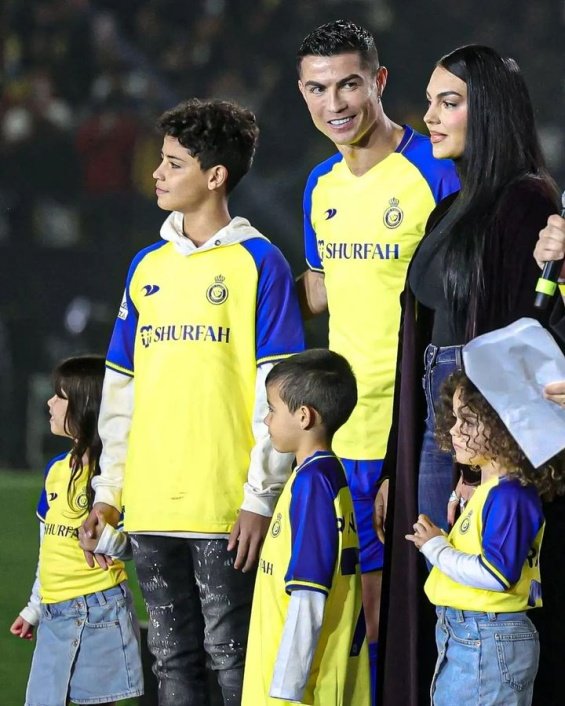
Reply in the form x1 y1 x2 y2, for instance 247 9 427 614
295 20 459 702
82 99 304 705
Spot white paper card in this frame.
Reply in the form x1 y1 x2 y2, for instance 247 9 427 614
462 318 565 468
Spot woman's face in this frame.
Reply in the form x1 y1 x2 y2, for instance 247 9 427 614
424 65 468 160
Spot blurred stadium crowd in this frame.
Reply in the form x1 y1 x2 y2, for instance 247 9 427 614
1 0 563 468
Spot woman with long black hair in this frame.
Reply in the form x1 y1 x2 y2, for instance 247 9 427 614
378 45 563 706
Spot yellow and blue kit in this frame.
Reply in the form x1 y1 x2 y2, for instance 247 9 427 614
36 452 127 603
104 215 304 533
304 126 459 464
242 451 369 705
425 475 544 612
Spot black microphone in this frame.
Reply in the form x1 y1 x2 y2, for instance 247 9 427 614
534 190 565 309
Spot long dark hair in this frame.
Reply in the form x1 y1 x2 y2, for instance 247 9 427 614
53 355 105 514
437 45 558 338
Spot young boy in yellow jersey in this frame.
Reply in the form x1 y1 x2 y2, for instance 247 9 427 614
243 349 369 705
294 21 460 701
81 99 304 705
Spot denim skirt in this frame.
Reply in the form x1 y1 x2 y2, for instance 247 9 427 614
25 582 143 706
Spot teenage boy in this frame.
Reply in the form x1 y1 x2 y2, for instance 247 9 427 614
82 98 305 705
242 349 369 705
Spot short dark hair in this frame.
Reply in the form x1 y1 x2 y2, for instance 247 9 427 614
297 19 379 75
156 98 259 193
436 371 565 501
266 349 357 438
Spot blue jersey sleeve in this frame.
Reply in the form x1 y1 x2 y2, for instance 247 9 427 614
285 468 339 595
401 126 460 204
479 480 544 588
303 153 342 273
36 452 68 521
106 286 137 377
105 250 149 377
304 177 322 272
242 239 304 364
106 241 167 377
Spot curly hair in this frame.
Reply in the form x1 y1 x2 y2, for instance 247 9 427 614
53 355 105 515
156 98 258 193
436 371 565 501
296 19 380 75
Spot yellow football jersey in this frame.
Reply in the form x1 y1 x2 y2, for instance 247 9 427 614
37 452 127 603
242 452 369 705
106 233 304 532
425 475 544 612
304 127 459 460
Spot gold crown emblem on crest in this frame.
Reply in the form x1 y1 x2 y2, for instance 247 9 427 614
388 197 399 207
214 275 225 283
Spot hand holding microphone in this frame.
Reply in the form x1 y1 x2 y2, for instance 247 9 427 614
534 191 565 309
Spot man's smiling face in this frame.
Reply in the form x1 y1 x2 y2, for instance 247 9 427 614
298 52 385 148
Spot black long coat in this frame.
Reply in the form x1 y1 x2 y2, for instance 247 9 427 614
379 180 565 706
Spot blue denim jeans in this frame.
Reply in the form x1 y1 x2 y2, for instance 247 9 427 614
131 535 255 706
432 607 539 706
418 344 462 532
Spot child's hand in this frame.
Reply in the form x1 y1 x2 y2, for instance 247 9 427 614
10 616 34 640
80 505 117 569
79 509 108 553
228 509 271 572
405 514 443 549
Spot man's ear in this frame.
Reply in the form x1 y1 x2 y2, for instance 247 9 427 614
376 66 388 100
208 165 228 191
298 79 307 102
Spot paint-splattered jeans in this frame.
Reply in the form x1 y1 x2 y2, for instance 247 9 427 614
131 535 256 706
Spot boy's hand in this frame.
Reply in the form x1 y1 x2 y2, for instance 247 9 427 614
374 479 389 543
10 616 34 640
405 514 442 549
228 509 271 573
80 503 119 570
79 509 108 554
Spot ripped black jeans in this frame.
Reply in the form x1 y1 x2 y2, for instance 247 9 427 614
131 535 255 706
